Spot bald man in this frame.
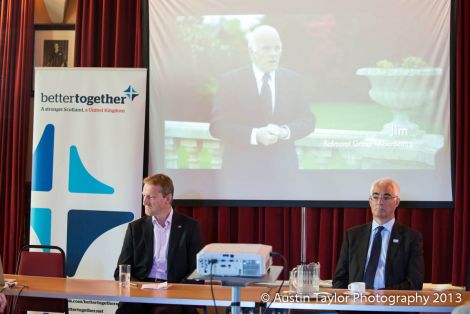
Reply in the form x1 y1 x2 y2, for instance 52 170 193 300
209 25 315 181
333 178 424 290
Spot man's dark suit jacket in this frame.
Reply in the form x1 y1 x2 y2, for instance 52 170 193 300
333 222 424 290
210 66 315 175
114 211 204 283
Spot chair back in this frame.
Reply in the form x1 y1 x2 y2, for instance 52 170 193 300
0 256 5 286
15 244 68 313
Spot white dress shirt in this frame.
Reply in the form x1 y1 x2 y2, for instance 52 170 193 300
250 65 291 144
148 209 173 280
365 219 395 289
252 64 276 112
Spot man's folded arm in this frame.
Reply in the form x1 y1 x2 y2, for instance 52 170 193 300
332 233 350 289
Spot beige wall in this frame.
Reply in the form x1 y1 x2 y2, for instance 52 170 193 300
34 0 76 24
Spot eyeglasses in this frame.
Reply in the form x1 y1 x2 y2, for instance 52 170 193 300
370 194 398 202
142 195 158 201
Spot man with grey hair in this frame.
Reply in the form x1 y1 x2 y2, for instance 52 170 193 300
333 178 424 290
210 25 315 180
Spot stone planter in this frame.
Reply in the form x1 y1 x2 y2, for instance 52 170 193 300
356 67 442 137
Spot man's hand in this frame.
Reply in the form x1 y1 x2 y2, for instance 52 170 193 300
267 124 290 140
256 127 279 146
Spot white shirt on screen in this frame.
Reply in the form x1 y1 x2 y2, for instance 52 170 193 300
253 64 276 111
251 65 281 145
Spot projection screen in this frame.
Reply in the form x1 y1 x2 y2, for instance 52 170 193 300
148 0 453 206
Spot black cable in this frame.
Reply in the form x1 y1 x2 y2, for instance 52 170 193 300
7 284 27 314
11 286 26 313
4 286 13 314
209 259 219 314
262 252 288 314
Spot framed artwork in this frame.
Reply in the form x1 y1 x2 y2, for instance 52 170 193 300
34 25 75 69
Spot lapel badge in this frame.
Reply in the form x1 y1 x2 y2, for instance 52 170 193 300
393 238 399 244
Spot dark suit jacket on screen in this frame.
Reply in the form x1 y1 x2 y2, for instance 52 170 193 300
209 66 315 174
332 222 424 290
114 211 204 283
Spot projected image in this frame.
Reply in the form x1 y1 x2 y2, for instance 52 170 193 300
159 14 446 171
149 0 452 202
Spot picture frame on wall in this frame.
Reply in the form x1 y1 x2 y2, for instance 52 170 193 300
34 24 75 69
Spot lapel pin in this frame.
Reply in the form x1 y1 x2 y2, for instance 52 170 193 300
393 239 399 243
177 225 182 228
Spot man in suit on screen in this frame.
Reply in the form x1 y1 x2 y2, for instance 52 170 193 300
114 173 204 314
209 25 315 180
333 178 424 290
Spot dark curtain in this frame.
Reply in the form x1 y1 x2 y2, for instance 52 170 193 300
176 206 457 282
74 0 469 285
452 0 470 285
0 0 34 273
74 0 142 67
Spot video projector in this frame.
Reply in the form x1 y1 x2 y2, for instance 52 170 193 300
197 243 272 277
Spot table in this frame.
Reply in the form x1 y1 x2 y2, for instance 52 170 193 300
3 275 470 312
3 274 259 308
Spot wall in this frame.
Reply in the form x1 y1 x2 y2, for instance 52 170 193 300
34 0 76 24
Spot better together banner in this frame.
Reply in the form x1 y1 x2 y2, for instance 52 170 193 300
31 68 146 313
